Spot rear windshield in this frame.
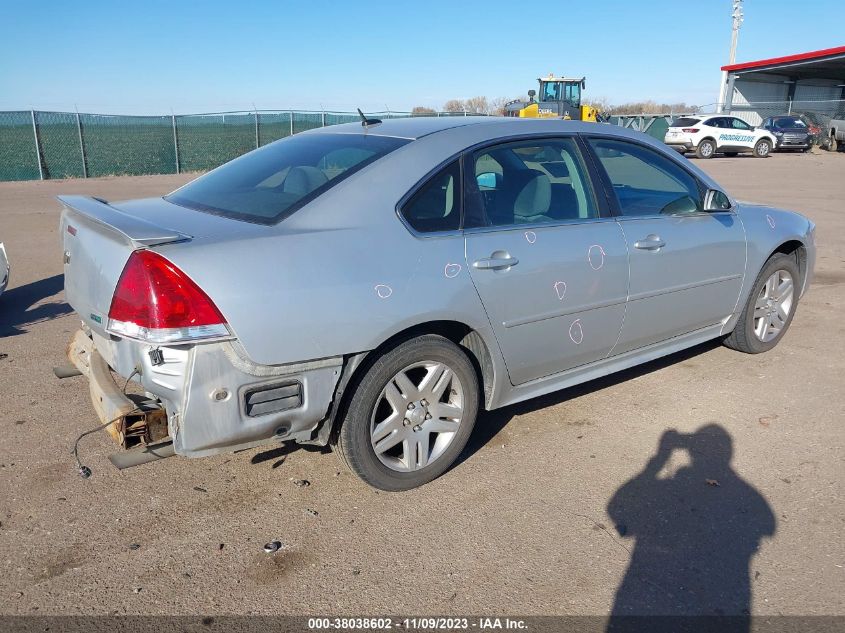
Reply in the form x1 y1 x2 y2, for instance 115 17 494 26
167 133 410 224
773 117 806 128
670 117 700 128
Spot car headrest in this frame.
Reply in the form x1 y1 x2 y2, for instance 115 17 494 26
283 166 329 197
513 171 551 220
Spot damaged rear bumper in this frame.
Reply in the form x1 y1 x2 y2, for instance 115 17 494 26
67 328 343 466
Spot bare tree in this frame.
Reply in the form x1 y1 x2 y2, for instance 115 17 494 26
411 106 437 116
443 99 467 113
490 96 517 116
463 96 489 114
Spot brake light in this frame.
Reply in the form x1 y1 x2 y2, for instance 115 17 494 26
682 128 699 133
108 250 230 343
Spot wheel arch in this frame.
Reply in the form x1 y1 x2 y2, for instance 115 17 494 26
309 319 498 446
768 239 808 290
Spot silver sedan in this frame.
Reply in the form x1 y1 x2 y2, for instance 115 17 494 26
59 117 815 490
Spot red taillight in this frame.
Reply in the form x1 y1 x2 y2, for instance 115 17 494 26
682 128 699 133
108 250 229 343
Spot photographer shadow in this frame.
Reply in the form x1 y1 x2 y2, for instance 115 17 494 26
606 424 775 633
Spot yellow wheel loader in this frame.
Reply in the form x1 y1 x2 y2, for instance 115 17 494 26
504 74 599 122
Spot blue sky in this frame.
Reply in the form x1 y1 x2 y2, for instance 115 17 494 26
1 0 843 115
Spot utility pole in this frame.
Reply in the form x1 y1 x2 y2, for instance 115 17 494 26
717 0 744 112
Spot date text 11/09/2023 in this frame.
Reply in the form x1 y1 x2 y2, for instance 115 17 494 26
307 617 528 630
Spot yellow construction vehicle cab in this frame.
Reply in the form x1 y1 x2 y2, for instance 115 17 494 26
504 74 598 122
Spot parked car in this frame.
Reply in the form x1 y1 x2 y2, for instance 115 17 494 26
59 117 816 490
664 115 776 158
826 117 845 151
0 241 8 297
760 115 814 151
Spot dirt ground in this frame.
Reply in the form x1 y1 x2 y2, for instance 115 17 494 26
0 152 843 617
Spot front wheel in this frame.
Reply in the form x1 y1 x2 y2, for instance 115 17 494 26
724 253 800 354
696 139 716 159
335 334 479 491
829 135 838 152
753 138 772 158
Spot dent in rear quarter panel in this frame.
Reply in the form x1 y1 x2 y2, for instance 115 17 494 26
158 221 496 369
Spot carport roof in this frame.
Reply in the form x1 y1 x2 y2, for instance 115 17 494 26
721 45 845 80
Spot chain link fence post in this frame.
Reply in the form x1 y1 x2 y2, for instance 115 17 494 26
30 110 44 180
289 111 294 136
321 111 326 127
254 111 260 148
75 111 88 178
171 114 180 174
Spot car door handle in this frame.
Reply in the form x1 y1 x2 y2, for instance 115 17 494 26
633 235 666 251
473 255 519 270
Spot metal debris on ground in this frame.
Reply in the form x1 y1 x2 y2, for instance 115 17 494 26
193 486 207 492
129 543 140 551
263 541 284 553
291 479 311 488
304 509 319 518
706 479 721 487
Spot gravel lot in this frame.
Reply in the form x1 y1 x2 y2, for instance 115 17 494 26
0 152 843 617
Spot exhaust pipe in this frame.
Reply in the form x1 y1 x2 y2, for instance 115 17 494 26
53 365 83 379
109 441 175 470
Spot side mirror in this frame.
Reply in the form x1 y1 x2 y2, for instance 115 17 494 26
704 189 733 212
661 195 700 215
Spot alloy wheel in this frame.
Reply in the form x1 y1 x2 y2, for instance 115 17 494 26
753 269 794 342
369 361 464 472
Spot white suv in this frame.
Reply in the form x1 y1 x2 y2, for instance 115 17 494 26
664 115 776 159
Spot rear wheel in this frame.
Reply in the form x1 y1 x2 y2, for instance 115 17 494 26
335 335 479 491
753 138 772 158
829 134 838 152
696 139 716 159
724 253 800 354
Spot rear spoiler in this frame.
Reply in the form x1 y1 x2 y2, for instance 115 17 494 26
57 195 191 247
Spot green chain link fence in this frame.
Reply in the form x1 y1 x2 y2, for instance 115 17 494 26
0 109 471 182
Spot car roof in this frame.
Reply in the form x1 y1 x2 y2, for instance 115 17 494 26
305 115 614 140
304 115 495 139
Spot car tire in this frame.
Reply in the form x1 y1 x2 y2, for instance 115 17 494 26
696 139 716 159
753 138 772 158
335 334 479 491
723 252 800 354
724 152 738 157
829 134 838 152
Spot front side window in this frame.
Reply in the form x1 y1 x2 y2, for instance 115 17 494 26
588 138 703 217
470 138 598 227
400 160 461 233
167 134 409 224
730 118 753 130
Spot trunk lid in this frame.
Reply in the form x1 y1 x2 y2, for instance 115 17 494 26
59 195 269 335
60 195 192 335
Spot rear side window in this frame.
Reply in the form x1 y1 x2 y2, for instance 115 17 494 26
400 161 462 233
588 138 703 217
470 138 598 228
671 117 700 128
167 134 409 224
